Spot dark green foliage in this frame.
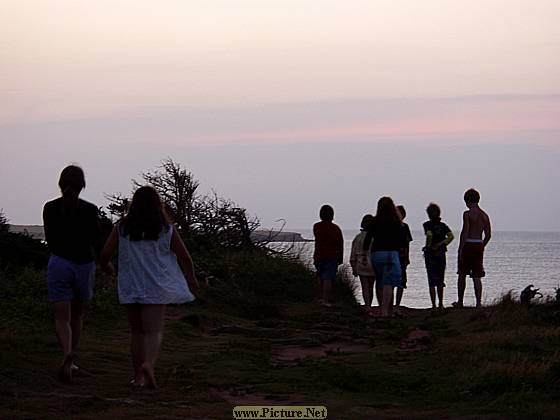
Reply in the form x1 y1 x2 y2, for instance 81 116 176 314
0 231 49 269
0 267 50 330
201 248 317 319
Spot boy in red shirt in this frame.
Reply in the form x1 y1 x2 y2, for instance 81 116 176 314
313 205 344 306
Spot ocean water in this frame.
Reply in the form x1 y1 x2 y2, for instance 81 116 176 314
284 230 560 308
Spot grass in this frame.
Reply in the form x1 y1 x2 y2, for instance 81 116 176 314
1 251 560 419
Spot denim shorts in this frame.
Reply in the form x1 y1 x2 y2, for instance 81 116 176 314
47 255 96 302
314 258 338 281
370 251 402 288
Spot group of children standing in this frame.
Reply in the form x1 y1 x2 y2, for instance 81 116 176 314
314 190 491 317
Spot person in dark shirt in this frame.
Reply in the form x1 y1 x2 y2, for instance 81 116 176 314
43 165 103 383
395 205 413 312
423 203 454 309
313 204 344 307
365 197 408 318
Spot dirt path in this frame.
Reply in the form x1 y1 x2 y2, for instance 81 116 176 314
2 303 559 419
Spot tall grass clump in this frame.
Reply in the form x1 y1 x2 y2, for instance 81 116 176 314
200 248 317 319
0 267 50 331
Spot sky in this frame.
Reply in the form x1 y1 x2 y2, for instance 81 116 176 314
1 0 559 232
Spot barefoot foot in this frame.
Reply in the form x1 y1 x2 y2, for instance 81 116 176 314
58 354 73 384
141 363 157 389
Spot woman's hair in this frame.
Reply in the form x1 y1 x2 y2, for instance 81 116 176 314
426 202 441 222
319 204 334 222
363 197 400 250
360 214 374 230
375 197 401 224
58 165 85 198
121 186 170 241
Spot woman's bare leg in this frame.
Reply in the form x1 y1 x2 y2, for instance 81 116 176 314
70 300 85 354
53 301 73 382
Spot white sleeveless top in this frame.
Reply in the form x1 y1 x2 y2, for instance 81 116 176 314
117 224 195 304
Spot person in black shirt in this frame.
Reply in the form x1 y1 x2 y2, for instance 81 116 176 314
366 197 408 318
395 205 413 312
423 203 454 309
43 165 102 383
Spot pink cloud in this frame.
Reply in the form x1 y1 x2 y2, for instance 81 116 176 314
184 96 560 145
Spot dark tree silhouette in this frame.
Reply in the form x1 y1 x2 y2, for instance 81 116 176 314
0 209 9 234
135 158 200 233
106 159 260 249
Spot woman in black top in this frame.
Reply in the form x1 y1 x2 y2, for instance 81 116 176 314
43 165 102 383
365 197 408 318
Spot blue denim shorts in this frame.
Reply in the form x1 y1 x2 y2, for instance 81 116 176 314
47 255 96 302
370 251 402 288
314 258 338 281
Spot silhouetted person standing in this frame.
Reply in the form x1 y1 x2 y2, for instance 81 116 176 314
456 189 491 308
367 197 408 318
423 203 454 309
43 165 102 383
395 205 413 311
350 214 379 312
313 205 344 307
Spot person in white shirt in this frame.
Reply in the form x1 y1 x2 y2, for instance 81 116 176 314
349 214 379 313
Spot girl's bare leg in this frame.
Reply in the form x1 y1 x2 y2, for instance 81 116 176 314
395 288 404 308
140 304 166 388
381 285 394 317
127 304 144 385
359 275 372 310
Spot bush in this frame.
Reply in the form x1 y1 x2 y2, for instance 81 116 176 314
0 231 49 270
200 248 317 319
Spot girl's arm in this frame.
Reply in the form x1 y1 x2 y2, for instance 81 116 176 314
349 237 358 275
100 226 118 275
170 227 199 292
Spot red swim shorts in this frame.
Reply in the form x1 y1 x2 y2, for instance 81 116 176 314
458 242 485 278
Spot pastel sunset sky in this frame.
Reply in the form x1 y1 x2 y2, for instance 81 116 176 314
1 0 559 231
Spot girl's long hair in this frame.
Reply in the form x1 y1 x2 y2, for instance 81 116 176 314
375 196 401 225
363 197 401 250
121 186 170 241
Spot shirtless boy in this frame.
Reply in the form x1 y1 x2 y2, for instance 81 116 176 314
456 188 491 308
